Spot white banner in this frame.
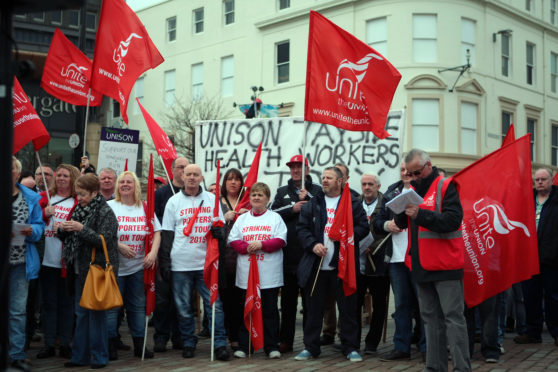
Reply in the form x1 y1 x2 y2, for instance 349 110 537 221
195 110 405 198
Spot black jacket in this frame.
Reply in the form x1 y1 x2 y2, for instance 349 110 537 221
361 192 390 276
296 189 369 289
535 185 558 268
271 175 321 274
154 182 182 223
394 167 464 283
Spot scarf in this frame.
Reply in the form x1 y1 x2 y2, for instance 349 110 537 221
62 194 104 265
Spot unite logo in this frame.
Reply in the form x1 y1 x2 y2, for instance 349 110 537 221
325 53 383 101
61 63 88 87
113 33 143 77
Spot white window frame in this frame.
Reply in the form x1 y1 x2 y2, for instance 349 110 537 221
276 41 290 84
278 0 290 10
32 12 45 22
411 98 440 152
460 101 478 155
552 124 558 166
526 42 535 85
224 0 234 25
166 16 177 42
221 56 234 97
552 52 558 93
412 14 437 63
501 33 511 77
552 0 557 25
86 11 96 31
193 8 204 34
164 70 176 108
501 111 513 142
50 11 62 25
192 63 204 100
366 17 387 57
527 117 537 161
461 18 476 66
69 10 80 28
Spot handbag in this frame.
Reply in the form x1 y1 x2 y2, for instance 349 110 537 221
79 234 123 310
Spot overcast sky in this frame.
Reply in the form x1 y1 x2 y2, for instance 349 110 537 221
125 0 165 12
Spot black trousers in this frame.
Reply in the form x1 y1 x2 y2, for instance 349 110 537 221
222 273 243 343
302 270 359 357
357 274 390 350
152 272 181 346
238 287 280 354
279 269 305 346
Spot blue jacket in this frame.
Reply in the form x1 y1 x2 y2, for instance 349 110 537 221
17 184 45 280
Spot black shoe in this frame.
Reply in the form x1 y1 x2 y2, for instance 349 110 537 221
216 346 230 361
108 337 118 361
182 347 195 358
421 352 426 362
59 345 72 359
379 349 411 361
514 334 542 344
198 328 210 338
133 337 154 359
117 338 131 351
154 341 167 352
11 360 30 371
37 346 56 359
172 341 184 350
91 364 106 369
279 342 293 353
364 345 377 355
320 334 334 345
64 362 86 368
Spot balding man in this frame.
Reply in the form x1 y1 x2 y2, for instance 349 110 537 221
159 164 229 361
514 168 558 346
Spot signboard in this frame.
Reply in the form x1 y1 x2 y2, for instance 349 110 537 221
195 111 405 198
97 127 139 176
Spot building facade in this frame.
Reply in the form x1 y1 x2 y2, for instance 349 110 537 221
125 0 558 174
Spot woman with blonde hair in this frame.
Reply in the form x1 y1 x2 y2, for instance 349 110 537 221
107 171 161 360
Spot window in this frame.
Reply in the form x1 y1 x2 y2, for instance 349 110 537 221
192 63 204 99
193 8 204 34
14 12 27 19
86 12 96 31
552 125 558 166
224 0 234 25
276 41 290 84
167 16 176 42
502 33 510 76
412 98 439 152
134 77 144 115
461 102 477 155
164 70 176 107
552 0 557 25
526 0 532 11
527 118 536 161
32 12 45 22
461 18 475 65
413 14 437 63
112 99 120 118
279 0 290 10
50 11 62 25
366 17 387 57
552 52 558 93
221 56 234 97
69 10 80 28
526 43 535 85
501 111 513 142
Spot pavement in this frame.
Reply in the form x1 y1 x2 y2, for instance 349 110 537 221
21 297 558 372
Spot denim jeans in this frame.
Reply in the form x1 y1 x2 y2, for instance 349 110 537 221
172 270 227 349
107 270 146 338
72 280 108 366
39 266 74 348
388 263 426 353
9 263 29 361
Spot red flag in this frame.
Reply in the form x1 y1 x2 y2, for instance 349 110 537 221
124 158 128 171
183 201 204 237
13 77 50 154
304 11 401 139
502 123 515 147
328 184 357 296
553 172 558 186
244 255 264 351
41 28 102 106
91 0 164 124
452 135 539 307
144 154 156 315
204 160 224 305
235 142 262 212
137 98 177 176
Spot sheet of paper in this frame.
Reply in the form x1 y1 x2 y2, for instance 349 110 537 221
385 189 424 214
12 223 31 245
359 232 374 254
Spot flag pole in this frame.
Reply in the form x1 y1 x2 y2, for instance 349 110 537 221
248 314 252 358
142 316 148 360
35 151 51 204
301 122 307 188
210 303 215 361
310 237 329 297
82 88 91 157
158 154 175 195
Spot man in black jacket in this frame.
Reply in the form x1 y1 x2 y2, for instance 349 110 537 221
394 149 470 371
271 155 321 353
294 166 368 362
515 168 558 346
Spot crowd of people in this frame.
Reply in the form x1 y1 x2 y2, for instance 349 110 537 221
7 149 558 370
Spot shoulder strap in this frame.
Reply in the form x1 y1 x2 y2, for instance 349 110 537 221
92 234 111 266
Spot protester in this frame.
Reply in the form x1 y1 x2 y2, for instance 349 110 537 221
9 157 44 370
98 168 117 201
219 168 248 351
34 164 54 193
357 173 390 354
107 171 160 360
295 166 368 362
80 155 96 175
152 156 189 352
37 164 80 360
394 149 470 371
375 162 426 361
465 294 501 363
56 173 119 369
514 168 558 346
19 170 36 190
159 164 229 360
229 182 287 359
207 183 217 194
154 176 167 190
271 155 321 353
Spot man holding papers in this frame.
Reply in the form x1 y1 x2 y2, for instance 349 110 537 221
393 149 471 372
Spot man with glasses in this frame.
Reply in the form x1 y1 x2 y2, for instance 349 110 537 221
394 149 470 371
34 164 54 193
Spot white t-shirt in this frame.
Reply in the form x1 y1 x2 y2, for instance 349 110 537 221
228 210 287 290
43 195 75 268
108 200 162 276
322 195 340 271
390 229 409 263
162 190 224 271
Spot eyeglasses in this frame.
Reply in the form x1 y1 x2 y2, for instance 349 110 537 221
406 163 428 177
174 165 187 170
